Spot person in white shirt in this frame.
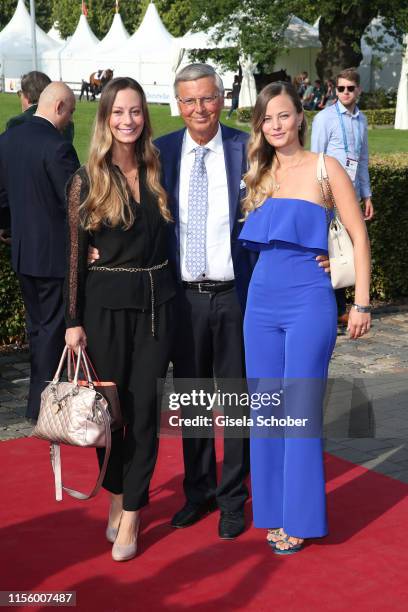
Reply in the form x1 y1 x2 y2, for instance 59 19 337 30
155 64 252 540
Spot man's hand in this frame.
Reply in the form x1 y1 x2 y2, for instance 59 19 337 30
0 228 11 245
316 254 330 274
362 197 374 221
88 246 100 264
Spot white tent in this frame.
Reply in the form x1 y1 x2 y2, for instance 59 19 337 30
395 34 408 129
180 25 236 51
0 0 61 82
359 18 403 91
94 12 129 57
111 3 178 103
41 14 99 83
272 16 321 81
47 23 65 45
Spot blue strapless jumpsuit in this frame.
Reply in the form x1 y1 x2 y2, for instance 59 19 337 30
239 198 337 537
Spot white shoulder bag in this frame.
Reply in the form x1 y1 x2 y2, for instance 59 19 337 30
317 152 356 289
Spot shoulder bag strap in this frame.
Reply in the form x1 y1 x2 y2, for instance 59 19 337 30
49 407 111 501
316 152 339 223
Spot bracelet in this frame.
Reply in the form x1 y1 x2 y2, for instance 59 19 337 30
352 303 371 313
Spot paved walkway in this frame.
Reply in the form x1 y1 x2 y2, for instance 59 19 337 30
1 307 408 483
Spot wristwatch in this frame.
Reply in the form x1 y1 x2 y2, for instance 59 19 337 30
352 303 371 313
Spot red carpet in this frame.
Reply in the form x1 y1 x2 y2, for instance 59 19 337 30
0 437 407 611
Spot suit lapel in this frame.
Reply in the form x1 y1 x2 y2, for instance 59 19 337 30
167 130 185 245
221 124 243 231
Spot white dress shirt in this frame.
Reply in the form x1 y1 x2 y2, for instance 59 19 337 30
179 125 234 282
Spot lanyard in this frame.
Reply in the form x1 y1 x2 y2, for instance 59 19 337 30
335 102 362 159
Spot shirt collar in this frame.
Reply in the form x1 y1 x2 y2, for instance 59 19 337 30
337 100 360 118
184 123 223 154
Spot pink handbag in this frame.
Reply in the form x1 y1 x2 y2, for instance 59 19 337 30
32 346 112 501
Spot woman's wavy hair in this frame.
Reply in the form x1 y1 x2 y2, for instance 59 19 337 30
242 81 307 217
81 77 171 230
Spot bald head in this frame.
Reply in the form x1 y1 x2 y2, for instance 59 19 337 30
36 82 76 131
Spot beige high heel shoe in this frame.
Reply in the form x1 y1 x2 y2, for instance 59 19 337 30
106 525 119 543
106 504 123 543
112 516 140 562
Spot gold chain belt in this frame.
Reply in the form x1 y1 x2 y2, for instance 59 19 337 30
88 260 168 336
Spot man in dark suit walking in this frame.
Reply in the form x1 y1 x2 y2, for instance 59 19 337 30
6 71 74 143
155 64 255 539
0 82 80 420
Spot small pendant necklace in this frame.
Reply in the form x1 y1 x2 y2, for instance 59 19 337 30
123 169 139 193
272 154 304 192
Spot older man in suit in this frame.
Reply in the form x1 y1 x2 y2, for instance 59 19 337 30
154 64 255 539
0 82 80 420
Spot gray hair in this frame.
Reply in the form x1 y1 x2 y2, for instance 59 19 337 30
174 63 224 96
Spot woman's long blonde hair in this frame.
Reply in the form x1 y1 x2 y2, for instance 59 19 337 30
81 77 171 230
242 81 307 218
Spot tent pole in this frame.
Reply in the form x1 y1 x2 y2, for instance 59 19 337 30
30 0 38 70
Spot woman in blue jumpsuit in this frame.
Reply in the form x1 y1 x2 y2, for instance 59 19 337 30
240 82 371 554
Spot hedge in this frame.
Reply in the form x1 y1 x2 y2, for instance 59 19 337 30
237 107 396 126
0 243 25 344
0 154 407 343
365 154 408 299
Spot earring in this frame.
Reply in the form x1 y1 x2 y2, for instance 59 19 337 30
298 124 302 130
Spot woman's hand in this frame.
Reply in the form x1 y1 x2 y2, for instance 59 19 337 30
347 309 371 340
65 326 87 353
316 254 330 274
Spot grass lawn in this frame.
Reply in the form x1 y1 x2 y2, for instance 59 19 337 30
1 92 407 164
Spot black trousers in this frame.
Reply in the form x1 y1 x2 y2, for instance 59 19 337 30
17 274 65 420
173 287 249 513
84 300 174 511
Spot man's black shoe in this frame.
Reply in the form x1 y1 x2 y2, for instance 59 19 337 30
171 499 217 528
218 511 245 540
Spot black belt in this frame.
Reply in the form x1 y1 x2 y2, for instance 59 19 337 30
182 280 235 294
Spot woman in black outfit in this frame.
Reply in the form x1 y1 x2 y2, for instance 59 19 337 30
65 77 175 562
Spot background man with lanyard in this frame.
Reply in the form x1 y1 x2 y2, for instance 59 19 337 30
311 67 374 326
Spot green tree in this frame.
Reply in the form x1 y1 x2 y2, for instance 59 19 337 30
0 0 53 32
51 0 193 41
0 0 17 31
155 0 194 37
311 1 408 79
189 0 408 79
189 0 291 72
52 0 145 40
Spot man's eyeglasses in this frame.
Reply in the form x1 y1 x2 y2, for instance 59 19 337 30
177 94 220 107
336 85 356 93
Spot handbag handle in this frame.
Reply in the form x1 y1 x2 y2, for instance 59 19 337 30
68 349 97 386
52 345 82 384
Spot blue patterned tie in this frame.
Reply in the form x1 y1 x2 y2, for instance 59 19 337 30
186 146 209 279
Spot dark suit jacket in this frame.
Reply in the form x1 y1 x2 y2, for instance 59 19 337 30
6 104 75 143
155 123 256 311
0 116 80 278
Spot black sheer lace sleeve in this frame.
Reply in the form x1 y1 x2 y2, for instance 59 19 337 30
64 169 90 328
